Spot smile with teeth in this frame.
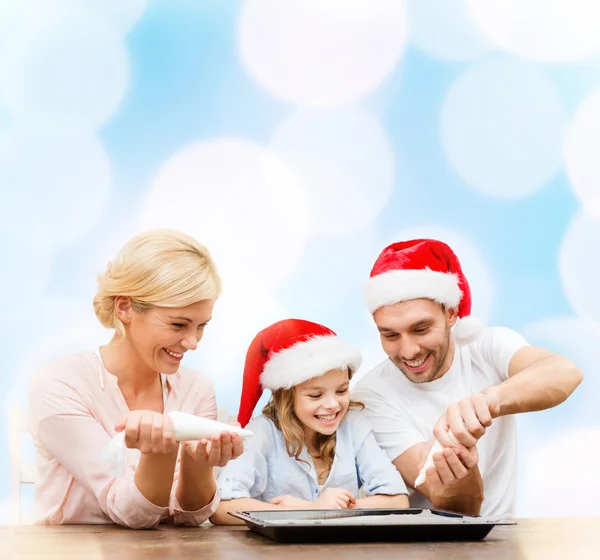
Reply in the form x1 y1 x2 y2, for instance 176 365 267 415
164 348 183 359
404 353 430 369
315 412 339 423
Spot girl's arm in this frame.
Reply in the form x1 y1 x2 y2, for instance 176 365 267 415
210 497 295 525
352 493 409 509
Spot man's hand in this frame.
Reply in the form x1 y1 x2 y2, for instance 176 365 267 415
416 440 484 515
421 444 480 491
433 392 499 448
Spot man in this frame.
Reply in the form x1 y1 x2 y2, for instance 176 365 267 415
352 239 583 516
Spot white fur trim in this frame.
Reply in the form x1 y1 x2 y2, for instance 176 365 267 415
364 268 462 313
453 316 485 345
260 335 362 391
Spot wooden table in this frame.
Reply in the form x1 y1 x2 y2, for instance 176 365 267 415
3 518 599 559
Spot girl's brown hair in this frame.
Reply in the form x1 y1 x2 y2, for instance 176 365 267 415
262 368 363 473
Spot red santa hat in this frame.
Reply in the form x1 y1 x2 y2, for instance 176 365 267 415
364 239 485 344
237 318 362 427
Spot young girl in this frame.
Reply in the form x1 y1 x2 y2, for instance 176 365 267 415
211 319 409 525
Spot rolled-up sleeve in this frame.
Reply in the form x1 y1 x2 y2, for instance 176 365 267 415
33 393 168 529
217 417 269 500
170 482 220 526
349 412 408 497
169 380 221 525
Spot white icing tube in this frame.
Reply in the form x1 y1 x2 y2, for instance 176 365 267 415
414 430 459 487
101 411 253 476
167 411 254 440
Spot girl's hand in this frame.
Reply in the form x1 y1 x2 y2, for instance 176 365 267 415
115 410 178 455
312 487 356 509
269 495 312 509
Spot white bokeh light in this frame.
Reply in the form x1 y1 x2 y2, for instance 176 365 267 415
282 229 382 319
522 316 599 420
559 212 600 321
441 56 567 199
564 89 600 219
184 277 288 408
1 239 54 320
238 0 408 106
521 428 600 517
388 226 493 321
0 128 112 249
405 0 492 61
139 138 311 291
466 0 600 63
349 338 388 388
270 107 394 237
1 6 129 130
7 297 110 410
17 0 148 35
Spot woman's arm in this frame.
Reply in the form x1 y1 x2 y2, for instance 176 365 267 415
34 409 175 529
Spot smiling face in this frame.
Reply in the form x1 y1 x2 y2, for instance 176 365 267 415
373 298 457 384
116 297 215 375
292 368 351 442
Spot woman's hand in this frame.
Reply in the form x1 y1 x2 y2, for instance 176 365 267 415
115 410 178 455
181 431 244 467
312 488 356 510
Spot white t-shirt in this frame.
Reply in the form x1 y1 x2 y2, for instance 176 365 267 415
352 326 529 516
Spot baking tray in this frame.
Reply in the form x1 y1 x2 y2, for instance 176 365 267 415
229 508 515 543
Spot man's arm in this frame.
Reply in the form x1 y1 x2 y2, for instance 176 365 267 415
392 440 484 516
435 346 583 449
485 346 583 416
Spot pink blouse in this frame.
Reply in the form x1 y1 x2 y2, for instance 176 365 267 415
27 350 220 528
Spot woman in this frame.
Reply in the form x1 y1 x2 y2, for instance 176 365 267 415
28 229 243 528
210 319 408 525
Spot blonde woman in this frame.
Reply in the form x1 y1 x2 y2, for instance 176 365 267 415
210 319 408 525
28 230 243 528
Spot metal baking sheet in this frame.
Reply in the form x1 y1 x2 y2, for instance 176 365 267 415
229 508 515 543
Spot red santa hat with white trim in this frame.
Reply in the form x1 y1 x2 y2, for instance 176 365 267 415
364 239 485 344
237 318 362 427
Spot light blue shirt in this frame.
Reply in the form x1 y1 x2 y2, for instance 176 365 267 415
217 409 408 502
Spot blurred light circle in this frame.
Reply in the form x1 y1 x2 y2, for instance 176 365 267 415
441 56 567 199
521 428 600 517
564 89 600 219
405 0 491 61
270 107 394 237
559 212 600 320
0 128 112 249
139 138 311 291
185 277 287 393
0 239 54 320
238 0 408 106
280 229 382 318
21 0 148 35
466 0 600 62
8 297 111 409
522 316 599 421
1 6 129 130
388 225 493 321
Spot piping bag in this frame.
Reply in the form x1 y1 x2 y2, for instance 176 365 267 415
414 430 459 487
101 411 253 476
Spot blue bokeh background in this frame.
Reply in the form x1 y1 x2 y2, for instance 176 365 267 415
2 0 599 520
